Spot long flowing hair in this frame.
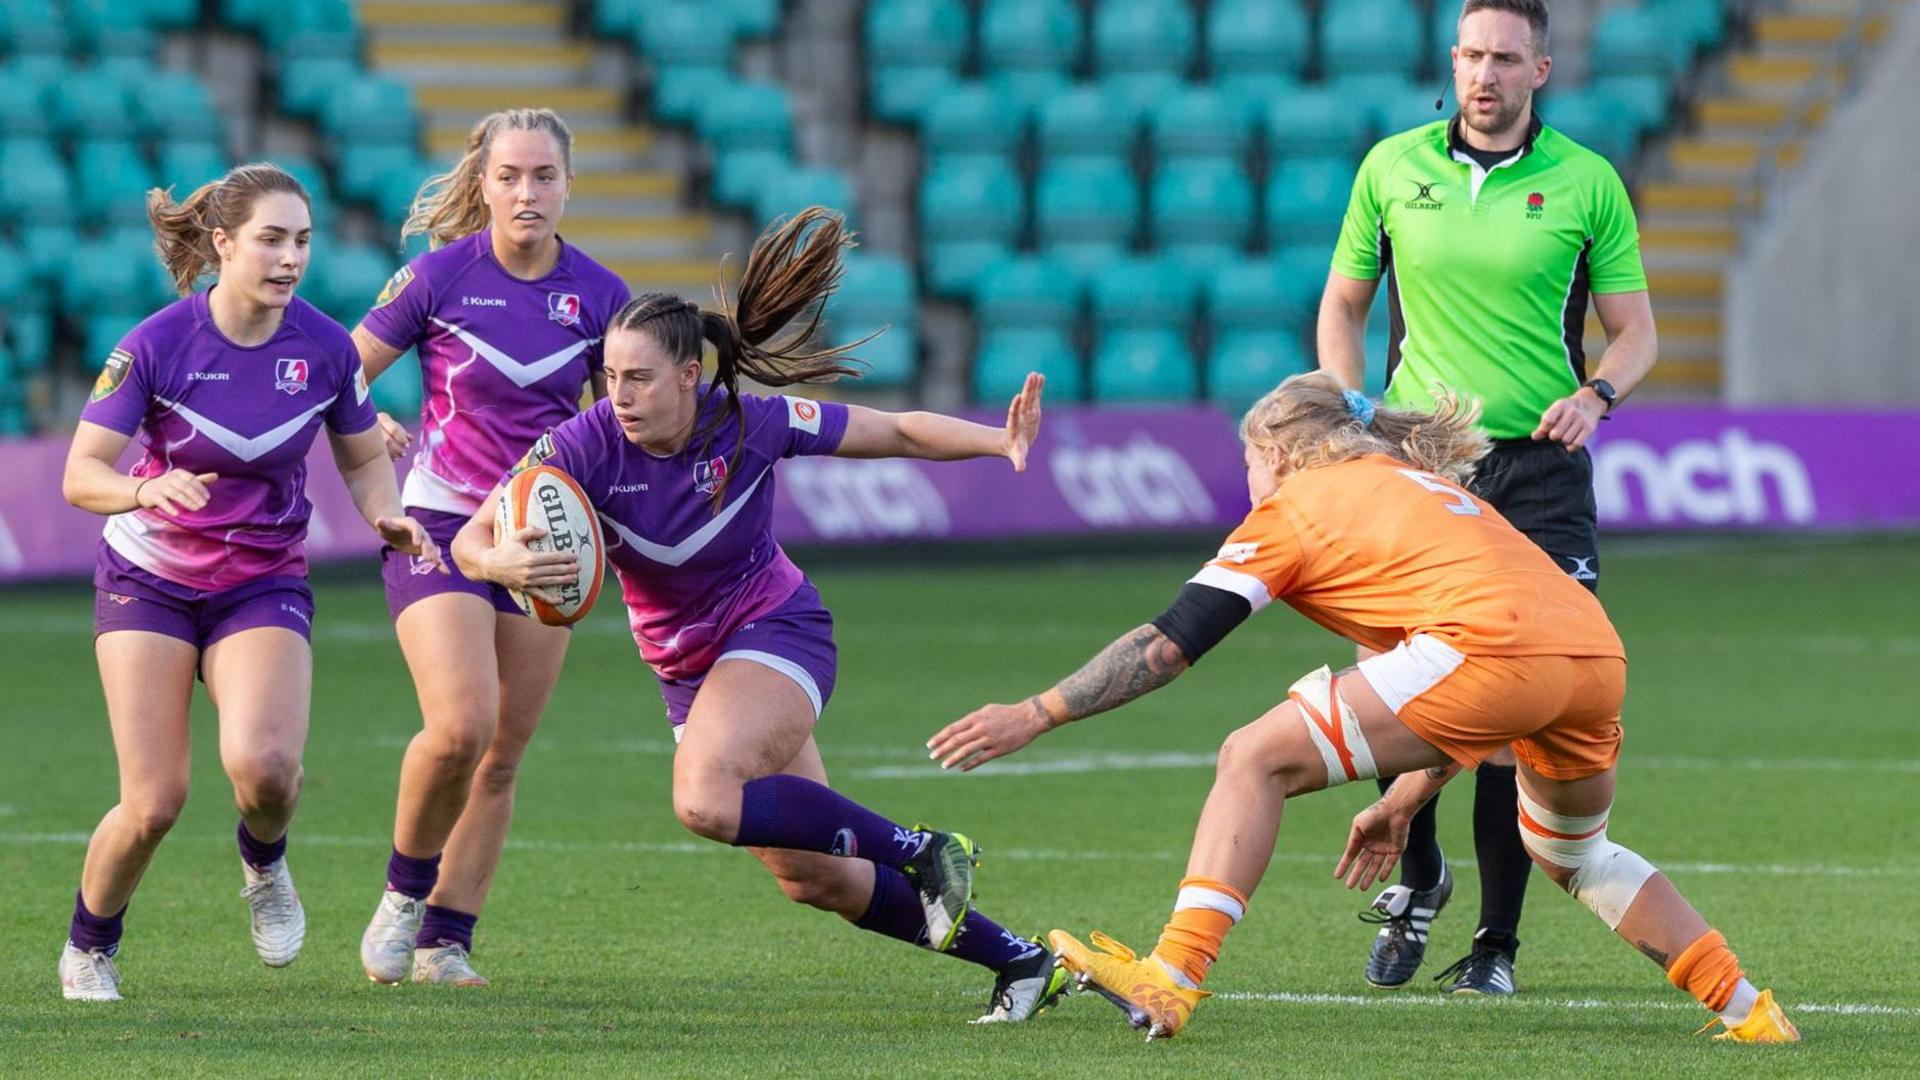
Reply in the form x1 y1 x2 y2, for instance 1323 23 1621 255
402 108 574 248
1240 372 1490 486
146 163 310 296
608 207 873 510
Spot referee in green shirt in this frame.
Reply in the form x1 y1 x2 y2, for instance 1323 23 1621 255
1317 0 1658 995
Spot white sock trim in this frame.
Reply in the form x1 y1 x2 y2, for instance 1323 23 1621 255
1174 886 1245 924
1154 955 1200 990
1720 978 1760 1025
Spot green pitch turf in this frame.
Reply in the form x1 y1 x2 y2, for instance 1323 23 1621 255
2 534 1916 1076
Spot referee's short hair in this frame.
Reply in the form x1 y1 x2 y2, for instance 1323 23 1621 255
1456 0 1550 55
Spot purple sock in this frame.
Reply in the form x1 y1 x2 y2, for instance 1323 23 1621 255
853 867 1041 973
237 820 286 871
733 774 930 869
386 848 442 900
69 890 126 956
854 865 929 948
416 904 477 951
949 910 1045 973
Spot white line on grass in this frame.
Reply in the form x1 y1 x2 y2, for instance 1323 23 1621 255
1216 990 1920 1018
845 750 1920 780
2 832 1914 881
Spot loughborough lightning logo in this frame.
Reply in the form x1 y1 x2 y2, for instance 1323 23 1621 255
274 358 310 395
693 456 729 495
547 292 581 327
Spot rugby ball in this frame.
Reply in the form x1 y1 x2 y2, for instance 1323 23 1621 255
494 464 605 626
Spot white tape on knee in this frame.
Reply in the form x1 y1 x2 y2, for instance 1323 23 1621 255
1288 665 1377 788
1516 788 1656 930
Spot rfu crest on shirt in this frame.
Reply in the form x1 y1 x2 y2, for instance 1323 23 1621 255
547 292 581 327
692 455 729 495
274 357 310 395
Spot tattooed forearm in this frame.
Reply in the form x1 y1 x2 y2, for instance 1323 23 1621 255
1425 766 1451 779
1635 940 1670 966
1055 625 1190 722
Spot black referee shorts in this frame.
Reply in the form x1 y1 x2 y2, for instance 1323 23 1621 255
1469 440 1601 594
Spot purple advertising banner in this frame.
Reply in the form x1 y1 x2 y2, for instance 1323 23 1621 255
0 405 1915 584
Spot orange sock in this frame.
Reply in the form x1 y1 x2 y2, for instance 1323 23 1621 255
1667 929 1744 1012
1150 876 1248 988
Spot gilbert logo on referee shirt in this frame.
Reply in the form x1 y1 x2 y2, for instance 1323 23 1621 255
1405 180 1443 210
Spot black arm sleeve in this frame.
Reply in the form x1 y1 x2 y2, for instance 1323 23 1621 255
1150 582 1254 665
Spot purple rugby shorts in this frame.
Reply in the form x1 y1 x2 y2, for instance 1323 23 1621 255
380 507 525 620
657 581 838 740
94 545 314 649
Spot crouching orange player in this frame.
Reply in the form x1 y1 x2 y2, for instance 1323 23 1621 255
929 372 1798 1043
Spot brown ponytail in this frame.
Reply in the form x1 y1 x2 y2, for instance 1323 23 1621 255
403 107 574 248
146 163 310 297
608 207 874 511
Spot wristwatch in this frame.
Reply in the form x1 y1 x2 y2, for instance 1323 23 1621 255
1582 377 1618 415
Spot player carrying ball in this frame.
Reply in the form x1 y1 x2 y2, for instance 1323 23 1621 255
452 207 1069 1022
931 372 1799 1043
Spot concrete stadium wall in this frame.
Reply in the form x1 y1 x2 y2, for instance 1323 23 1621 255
1725 4 1920 404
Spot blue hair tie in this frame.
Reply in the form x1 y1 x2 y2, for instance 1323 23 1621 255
1342 388 1376 426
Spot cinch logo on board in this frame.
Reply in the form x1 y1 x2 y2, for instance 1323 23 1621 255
1051 435 1218 528
1592 429 1816 526
782 458 952 540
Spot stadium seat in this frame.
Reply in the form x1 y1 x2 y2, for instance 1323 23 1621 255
1542 90 1637 165
918 156 1024 298
1150 159 1254 274
974 253 1082 333
138 72 224 145
0 139 75 233
1650 0 1727 51
1207 257 1317 337
640 2 739 125
1092 326 1198 402
370 349 425 418
1150 86 1254 165
82 311 148 371
1208 330 1309 411
280 56 359 120
1265 157 1358 250
322 79 417 147
1207 0 1309 101
1590 8 1687 80
63 234 160 319
1590 75 1673 135
1320 0 1423 79
0 66 53 138
755 167 857 231
157 140 231 191
723 0 782 38
975 327 1084 402
74 140 158 227
0 0 73 60
1091 0 1196 117
1090 255 1198 332
698 81 794 208
69 0 158 62
1035 158 1140 281
865 0 969 124
922 83 1025 164
1332 74 1425 135
337 143 421 204
52 68 140 142
314 243 394 326
1264 87 1373 163
259 0 357 57
830 252 919 386
979 0 1082 113
1035 83 1136 165
143 0 200 30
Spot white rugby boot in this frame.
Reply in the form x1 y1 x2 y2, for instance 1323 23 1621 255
360 889 424 984
412 943 490 987
241 857 307 967
60 942 123 1002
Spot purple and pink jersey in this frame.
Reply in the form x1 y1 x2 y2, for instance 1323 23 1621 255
520 389 850 681
359 229 630 517
78 291 378 592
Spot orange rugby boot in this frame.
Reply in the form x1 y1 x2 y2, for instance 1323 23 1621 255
1048 928 1208 1040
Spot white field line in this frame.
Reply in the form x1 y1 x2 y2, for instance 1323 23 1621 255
1216 990 1920 1018
1 831 1914 881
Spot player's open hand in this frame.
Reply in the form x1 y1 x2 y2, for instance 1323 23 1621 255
136 469 217 515
484 524 578 604
1000 372 1045 472
928 698 1051 771
1335 798 1412 891
377 515 445 574
1531 390 1606 451
376 411 413 460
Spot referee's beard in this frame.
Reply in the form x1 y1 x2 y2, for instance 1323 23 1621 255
1459 81 1531 143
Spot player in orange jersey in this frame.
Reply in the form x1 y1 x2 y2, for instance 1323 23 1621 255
929 372 1798 1043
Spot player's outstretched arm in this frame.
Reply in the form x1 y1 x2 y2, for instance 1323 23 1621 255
834 372 1043 470
927 623 1190 771
329 425 444 572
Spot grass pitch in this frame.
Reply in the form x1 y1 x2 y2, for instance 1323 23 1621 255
2 534 1917 1077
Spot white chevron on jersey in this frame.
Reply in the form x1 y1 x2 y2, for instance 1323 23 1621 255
596 472 767 566
155 396 337 462
429 318 597 388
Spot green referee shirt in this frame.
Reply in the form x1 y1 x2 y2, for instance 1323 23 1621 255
1331 115 1648 439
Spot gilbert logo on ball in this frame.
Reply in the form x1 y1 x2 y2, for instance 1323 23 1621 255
495 464 605 626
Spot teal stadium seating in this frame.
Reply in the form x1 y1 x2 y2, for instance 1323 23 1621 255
1207 0 1308 101
923 83 1026 164
1036 83 1135 164
1035 158 1140 281
1151 159 1255 274
698 80 795 209
979 0 1081 114
864 0 968 124
1091 0 1195 118
829 253 919 387
640 2 740 125
1151 86 1255 165
1321 0 1423 79
918 156 1024 298
1265 157 1359 250
755 167 857 232
975 327 1084 403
